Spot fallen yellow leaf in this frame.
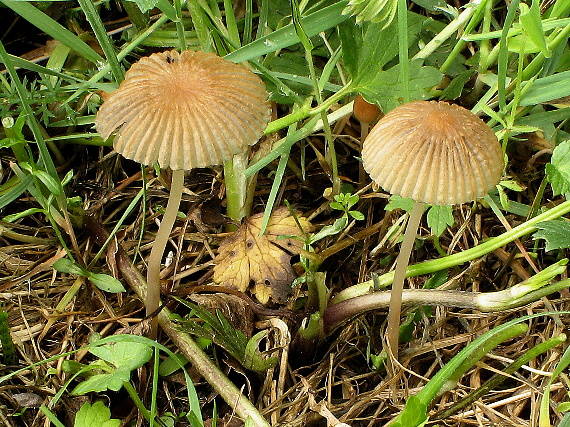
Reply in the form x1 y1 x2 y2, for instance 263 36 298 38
213 208 312 304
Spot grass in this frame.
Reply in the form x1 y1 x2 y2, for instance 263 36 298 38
1 0 570 425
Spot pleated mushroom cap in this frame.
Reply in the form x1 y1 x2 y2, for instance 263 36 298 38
362 101 504 205
95 50 270 170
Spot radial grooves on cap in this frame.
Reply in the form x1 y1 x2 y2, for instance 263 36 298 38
95 50 271 170
362 101 504 205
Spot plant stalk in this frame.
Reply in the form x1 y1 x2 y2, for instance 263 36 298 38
147 169 185 337
334 199 570 303
324 279 570 333
85 216 270 426
224 151 251 226
386 201 424 362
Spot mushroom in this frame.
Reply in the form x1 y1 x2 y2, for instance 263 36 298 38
353 95 382 186
96 50 270 336
361 100 504 361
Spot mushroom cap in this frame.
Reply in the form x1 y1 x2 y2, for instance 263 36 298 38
95 50 271 170
362 101 504 205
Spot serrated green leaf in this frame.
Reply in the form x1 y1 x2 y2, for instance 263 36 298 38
355 61 442 112
533 220 570 251
385 195 414 212
74 401 120 427
427 205 454 237
87 273 126 293
546 140 570 196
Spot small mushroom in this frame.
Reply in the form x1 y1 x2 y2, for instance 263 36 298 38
96 50 270 336
361 100 504 361
353 95 382 186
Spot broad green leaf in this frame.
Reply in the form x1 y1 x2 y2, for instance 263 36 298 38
440 70 476 100
385 195 414 212
546 140 570 196
533 220 570 251
87 273 126 293
352 12 426 85
72 370 130 394
74 401 120 427
518 0 550 57
310 215 348 243
338 21 362 78
53 258 85 276
520 71 570 106
349 210 365 220
89 341 153 372
426 205 454 237
243 330 278 371
354 61 442 112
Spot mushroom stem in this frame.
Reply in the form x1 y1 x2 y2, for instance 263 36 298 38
147 169 185 337
386 201 425 362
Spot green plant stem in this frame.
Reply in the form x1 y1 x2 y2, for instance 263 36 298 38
438 0 489 74
124 381 152 421
147 169 185 337
86 216 270 426
386 202 424 362
397 0 409 103
174 0 187 51
413 0 485 62
434 333 566 420
305 49 340 193
224 151 250 225
324 278 570 333
334 199 570 303
247 102 354 178
78 0 124 82
263 84 352 136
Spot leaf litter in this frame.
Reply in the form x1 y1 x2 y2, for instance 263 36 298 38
213 207 312 304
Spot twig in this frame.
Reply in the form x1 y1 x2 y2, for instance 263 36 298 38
84 215 270 426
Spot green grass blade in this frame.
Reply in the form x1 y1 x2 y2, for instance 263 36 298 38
0 42 62 192
78 0 125 82
497 0 521 111
0 0 103 64
225 0 350 63
0 175 32 211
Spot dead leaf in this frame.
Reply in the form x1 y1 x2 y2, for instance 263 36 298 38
213 207 311 304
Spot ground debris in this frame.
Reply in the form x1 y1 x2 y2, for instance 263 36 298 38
213 207 311 304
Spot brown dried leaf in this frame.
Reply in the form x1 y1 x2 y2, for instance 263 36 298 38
213 208 311 304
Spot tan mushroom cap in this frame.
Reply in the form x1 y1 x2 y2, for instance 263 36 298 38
362 101 504 205
95 50 271 170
